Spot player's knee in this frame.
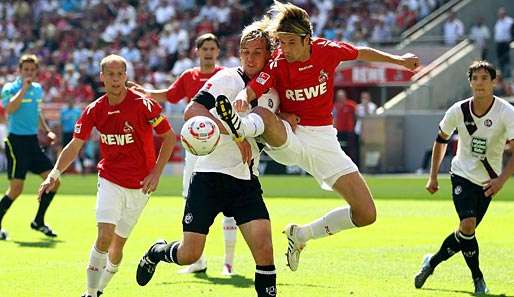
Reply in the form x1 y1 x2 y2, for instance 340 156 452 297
179 245 203 265
353 205 376 227
253 238 274 264
96 234 113 251
459 218 476 234
253 107 273 124
7 185 23 199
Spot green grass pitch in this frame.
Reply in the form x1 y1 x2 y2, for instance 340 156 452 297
0 174 513 297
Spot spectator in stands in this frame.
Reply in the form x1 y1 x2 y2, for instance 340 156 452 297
469 17 491 60
494 7 513 78
333 89 358 163
443 10 464 46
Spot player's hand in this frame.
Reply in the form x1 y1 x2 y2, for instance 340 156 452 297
22 78 32 90
279 112 301 132
47 131 56 145
234 99 250 113
127 81 146 94
141 169 161 195
425 178 439 194
38 177 58 202
483 176 506 197
236 138 252 164
400 53 420 71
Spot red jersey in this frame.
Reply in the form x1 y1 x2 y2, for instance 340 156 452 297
74 89 171 189
249 38 358 126
167 66 224 103
334 100 357 132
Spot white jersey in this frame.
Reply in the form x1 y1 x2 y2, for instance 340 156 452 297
439 96 514 185
193 67 279 180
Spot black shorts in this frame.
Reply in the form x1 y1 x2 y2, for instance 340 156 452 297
4 134 54 180
183 172 269 235
62 132 74 147
451 174 492 224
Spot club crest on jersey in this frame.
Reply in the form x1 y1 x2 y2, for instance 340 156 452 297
123 121 134 133
319 69 328 83
256 72 270 85
484 119 492 127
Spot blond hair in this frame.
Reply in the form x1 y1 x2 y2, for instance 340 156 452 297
18 54 39 69
267 1 312 37
100 54 128 72
240 16 274 52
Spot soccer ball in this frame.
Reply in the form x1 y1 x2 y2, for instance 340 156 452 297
180 116 220 156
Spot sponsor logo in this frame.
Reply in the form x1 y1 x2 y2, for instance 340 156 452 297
123 121 134 133
471 137 487 156
184 212 193 224
74 123 82 134
100 132 134 146
285 82 327 101
319 69 328 83
107 110 120 115
454 185 462 195
256 72 270 85
298 65 313 72
484 119 492 127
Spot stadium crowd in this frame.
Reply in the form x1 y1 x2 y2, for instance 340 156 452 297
0 0 450 101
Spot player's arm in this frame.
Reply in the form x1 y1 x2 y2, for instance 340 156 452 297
426 130 451 194
185 92 228 134
141 127 176 194
356 47 419 71
484 140 514 197
39 112 56 142
142 88 169 103
4 79 31 114
38 137 85 199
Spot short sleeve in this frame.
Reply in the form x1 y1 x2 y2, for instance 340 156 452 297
167 72 187 103
503 104 514 141
140 97 171 134
332 41 359 62
1 84 13 108
73 104 96 140
198 69 245 102
439 104 459 136
248 61 278 98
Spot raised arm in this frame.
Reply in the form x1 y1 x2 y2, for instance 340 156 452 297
356 47 420 71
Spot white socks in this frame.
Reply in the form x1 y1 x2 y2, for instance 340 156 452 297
223 216 237 267
86 246 107 296
98 257 119 292
298 206 356 242
241 113 265 138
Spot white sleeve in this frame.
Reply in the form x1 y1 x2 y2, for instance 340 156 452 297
439 103 459 136
503 104 514 141
199 69 245 103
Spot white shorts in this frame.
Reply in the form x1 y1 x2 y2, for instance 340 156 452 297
96 177 149 238
265 122 358 190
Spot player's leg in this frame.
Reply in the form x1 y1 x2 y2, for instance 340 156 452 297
222 216 237 275
97 234 126 295
136 232 207 286
83 223 114 297
31 145 60 237
0 179 24 240
0 135 29 239
239 219 276 297
177 152 208 274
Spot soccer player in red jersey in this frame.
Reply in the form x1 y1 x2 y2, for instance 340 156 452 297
216 1 420 271
38 54 176 297
132 33 238 275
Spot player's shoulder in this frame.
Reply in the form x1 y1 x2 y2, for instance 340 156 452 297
494 96 514 115
83 95 106 115
312 37 349 49
129 89 160 111
447 97 471 113
1 80 16 92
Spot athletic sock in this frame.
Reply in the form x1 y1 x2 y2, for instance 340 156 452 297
223 216 237 268
86 246 107 296
149 240 180 264
0 195 14 228
430 231 461 268
255 265 277 297
298 206 356 242
34 191 56 225
241 113 265 138
459 231 483 279
98 256 119 292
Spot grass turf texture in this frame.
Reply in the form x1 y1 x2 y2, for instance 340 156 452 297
0 174 513 297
